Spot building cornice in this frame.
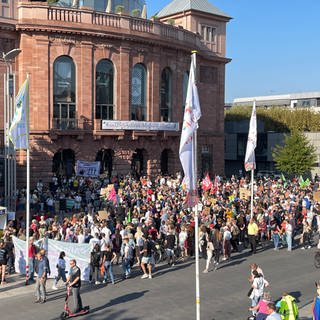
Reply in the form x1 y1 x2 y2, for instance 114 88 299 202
16 3 229 62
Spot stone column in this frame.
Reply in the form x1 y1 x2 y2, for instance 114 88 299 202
119 45 131 120
149 50 160 121
79 41 93 126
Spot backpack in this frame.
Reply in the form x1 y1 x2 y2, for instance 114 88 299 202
278 296 299 320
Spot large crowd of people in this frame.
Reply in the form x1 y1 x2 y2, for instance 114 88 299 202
0 172 320 317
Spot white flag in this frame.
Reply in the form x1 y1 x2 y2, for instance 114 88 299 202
244 101 257 171
179 53 201 192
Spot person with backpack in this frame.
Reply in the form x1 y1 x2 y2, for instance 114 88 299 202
140 235 155 279
249 270 265 319
277 292 299 320
90 243 101 284
165 228 177 267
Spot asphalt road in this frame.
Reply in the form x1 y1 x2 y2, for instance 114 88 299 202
0 243 317 320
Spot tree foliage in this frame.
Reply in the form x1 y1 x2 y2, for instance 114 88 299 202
272 130 317 175
225 106 320 132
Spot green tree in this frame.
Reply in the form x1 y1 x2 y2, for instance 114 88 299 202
272 130 317 175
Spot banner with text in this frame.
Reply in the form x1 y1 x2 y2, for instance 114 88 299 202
12 237 91 281
76 160 100 177
102 120 179 131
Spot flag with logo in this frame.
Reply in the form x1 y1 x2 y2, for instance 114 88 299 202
9 78 29 149
244 101 257 171
179 53 201 206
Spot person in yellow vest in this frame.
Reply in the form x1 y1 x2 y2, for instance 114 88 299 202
247 218 259 254
277 292 299 320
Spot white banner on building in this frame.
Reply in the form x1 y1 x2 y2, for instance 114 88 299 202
12 237 91 281
101 120 179 131
76 160 100 177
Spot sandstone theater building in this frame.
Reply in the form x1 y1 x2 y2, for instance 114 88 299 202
0 0 230 185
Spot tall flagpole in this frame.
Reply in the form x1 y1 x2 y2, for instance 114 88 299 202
192 50 200 320
179 50 201 320
244 100 257 219
250 168 254 218
25 74 30 285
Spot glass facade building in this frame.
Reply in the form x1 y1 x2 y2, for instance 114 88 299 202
54 0 145 15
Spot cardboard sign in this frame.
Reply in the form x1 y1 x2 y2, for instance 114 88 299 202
98 210 108 220
240 187 250 200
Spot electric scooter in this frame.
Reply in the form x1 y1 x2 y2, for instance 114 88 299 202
60 286 89 319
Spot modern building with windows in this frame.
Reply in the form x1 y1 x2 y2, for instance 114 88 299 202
233 92 320 110
0 0 230 186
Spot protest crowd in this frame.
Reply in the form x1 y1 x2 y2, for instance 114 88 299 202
0 172 320 318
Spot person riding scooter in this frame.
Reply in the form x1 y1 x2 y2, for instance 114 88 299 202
66 259 83 313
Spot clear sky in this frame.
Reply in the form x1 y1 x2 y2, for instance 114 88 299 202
148 0 320 103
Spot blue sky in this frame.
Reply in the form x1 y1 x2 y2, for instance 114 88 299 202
148 0 320 102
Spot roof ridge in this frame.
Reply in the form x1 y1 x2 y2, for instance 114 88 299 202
156 0 230 19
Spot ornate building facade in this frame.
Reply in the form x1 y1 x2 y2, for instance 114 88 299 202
0 0 230 186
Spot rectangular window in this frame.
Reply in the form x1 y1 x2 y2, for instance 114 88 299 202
200 24 216 43
2 0 8 3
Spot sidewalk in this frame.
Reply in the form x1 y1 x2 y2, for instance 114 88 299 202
299 301 313 320
0 272 315 319
0 273 55 299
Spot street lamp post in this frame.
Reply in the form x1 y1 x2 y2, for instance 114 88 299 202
2 48 21 213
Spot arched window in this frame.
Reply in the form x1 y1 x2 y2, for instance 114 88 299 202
131 63 146 121
96 59 114 120
160 67 172 121
53 56 76 129
182 71 189 111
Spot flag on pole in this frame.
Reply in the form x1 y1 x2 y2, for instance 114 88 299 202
179 52 201 202
201 173 212 191
107 186 117 205
8 78 29 150
210 175 220 195
244 101 257 171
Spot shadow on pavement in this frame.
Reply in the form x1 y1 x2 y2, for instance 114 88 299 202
153 261 193 277
50 290 148 320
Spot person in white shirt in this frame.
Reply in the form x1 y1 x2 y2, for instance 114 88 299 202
90 224 100 237
77 229 85 244
89 233 100 252
101 222 111 241
250 270 265 317
178 225 188 260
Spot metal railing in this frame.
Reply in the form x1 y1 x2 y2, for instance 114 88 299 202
52 118 78 130
95 104 114 120
51 118 94 131
18 3 203 50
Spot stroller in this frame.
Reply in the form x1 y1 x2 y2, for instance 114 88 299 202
60 286 89 319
